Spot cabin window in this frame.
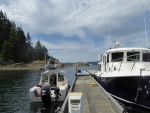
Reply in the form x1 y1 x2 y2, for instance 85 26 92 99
103 56 105 64
143 52 150 62
58 74 64 81
107 54 109 63
98 64 101 71
127 52 140 61
42 74 48 82
111 52 123 62
104 56 107 71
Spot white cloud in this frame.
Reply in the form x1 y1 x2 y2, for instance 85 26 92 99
1 0 150 36
32 38 100 62
1 0 150 62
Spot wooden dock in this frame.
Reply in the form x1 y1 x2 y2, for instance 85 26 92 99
59 70 124 113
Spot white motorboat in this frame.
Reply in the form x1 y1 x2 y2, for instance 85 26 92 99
39 59 61 70
96 47 150 109
29 69 69 104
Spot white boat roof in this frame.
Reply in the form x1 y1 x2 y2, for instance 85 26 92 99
41 69 65 75
105 47 150 53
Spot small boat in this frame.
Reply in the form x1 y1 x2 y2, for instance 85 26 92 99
96 46 150 109
76 70 89 76
39 59 61 70
29 69 69 104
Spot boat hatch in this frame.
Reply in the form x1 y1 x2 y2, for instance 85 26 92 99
50 73 57 86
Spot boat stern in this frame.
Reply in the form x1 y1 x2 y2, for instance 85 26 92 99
29 86 41 102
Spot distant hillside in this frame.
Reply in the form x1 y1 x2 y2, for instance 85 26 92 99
87 61 97 65
65 61 97 66
66 62 74 65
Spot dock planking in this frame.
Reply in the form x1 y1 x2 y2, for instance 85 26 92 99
60 70 123 113
73 73 121 113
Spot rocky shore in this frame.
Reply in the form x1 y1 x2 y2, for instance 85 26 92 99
0 61 90 70
0 61 45 70
64 62 90 68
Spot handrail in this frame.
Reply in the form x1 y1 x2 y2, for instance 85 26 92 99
111 61 114 72
111 54 139 62
131 54 139 71
102 52 150 73
109 53 140 72
118 59 123 72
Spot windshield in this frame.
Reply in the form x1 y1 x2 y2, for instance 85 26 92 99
143 52 150 62
127 52 140 61
112 52 123 62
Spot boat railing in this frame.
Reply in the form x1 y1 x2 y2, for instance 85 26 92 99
130 52 150 71
131 53 140 71
118 59 123 72
111 57 123 72
103 52 150 73
109 53 141 72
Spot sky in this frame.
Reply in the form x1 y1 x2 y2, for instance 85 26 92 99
1 0 150 63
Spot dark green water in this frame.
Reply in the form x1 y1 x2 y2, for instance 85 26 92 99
0 66 97 113
0 70 42 113
1 65 149 113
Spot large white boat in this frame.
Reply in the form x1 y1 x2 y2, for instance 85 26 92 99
29 69 69 104
96 47 150 109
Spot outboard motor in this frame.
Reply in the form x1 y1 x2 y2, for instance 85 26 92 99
54 87 60 101
41 85 51 105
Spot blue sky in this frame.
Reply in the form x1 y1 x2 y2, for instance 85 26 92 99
1 0 150 62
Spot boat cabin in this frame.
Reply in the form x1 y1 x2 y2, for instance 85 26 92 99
98 48 150 73
40 70 67 87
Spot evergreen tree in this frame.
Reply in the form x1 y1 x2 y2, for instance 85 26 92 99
24 32 33 62
12 26 26 62
0 11 11 50
9 21 17 61
34 40 47 60
1 41 11 61
0 10 57 63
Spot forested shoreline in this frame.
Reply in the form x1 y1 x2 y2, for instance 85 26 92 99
0 11 57 63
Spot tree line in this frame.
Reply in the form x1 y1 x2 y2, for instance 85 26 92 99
0 11 57 63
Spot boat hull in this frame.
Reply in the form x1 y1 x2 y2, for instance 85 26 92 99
98 76 150 109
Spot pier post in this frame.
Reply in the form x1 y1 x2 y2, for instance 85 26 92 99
75 66 78 76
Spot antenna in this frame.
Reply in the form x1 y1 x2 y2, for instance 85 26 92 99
113 41 121 48
108 19 111 49
109 23 110 48
144 17 148 47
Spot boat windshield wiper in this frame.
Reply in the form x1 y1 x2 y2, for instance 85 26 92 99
118 58 123 72
131 53 140 71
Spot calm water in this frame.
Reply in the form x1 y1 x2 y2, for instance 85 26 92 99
0 65 148 113
0 65 97 113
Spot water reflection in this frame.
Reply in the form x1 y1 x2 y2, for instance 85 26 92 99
30 102 42 113
30 102 63 113
0 70 42 113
